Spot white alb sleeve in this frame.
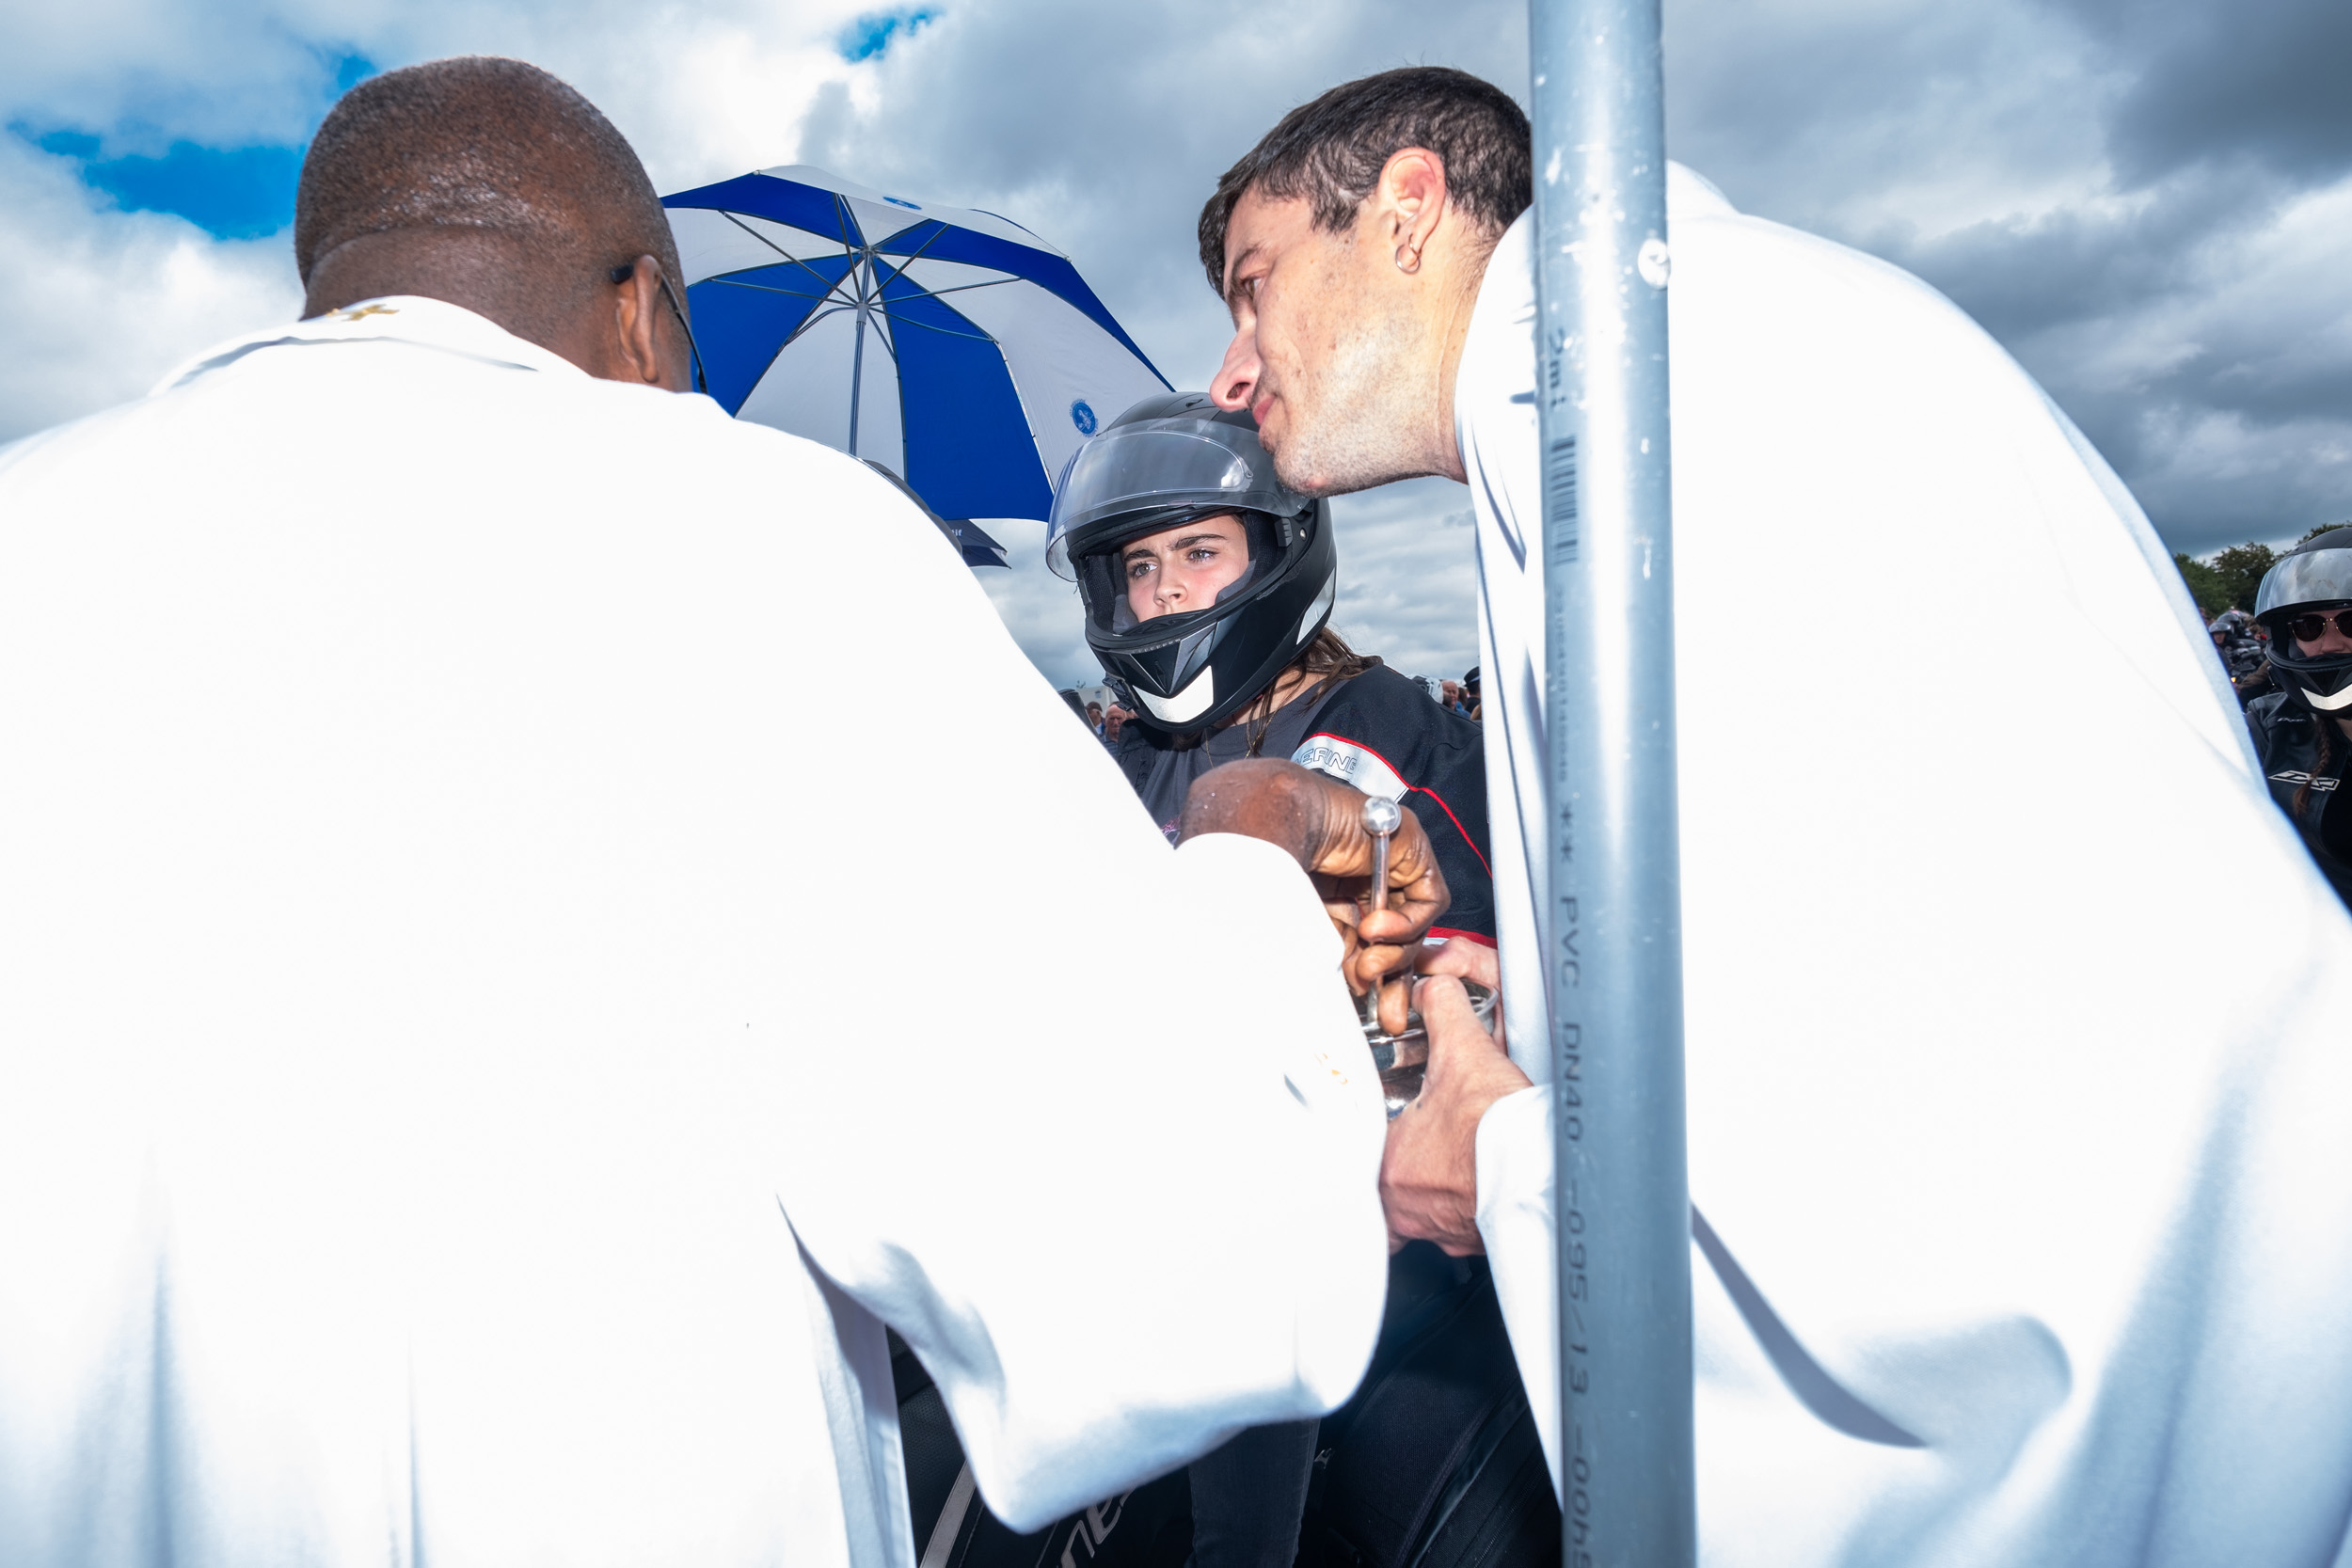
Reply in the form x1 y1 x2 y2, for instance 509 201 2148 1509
779 829 1391 1532
1475 1085 1562 1500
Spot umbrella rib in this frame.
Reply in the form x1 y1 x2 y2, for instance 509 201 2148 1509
889 277 1023 302
715 211 848 295
875 220 956 276
709 261 863 318
776 303 862 352
868 225 1017 309
866 261 1039 314
869 223 1025 305
705 277 846 302
880 316 1000 344
869 273 1021 341
868 283 1003 344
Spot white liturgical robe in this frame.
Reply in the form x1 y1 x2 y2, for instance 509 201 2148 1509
1464 167 2352 1563
0 299 1391 1567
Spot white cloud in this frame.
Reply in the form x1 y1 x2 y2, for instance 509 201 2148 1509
1326 479 1481 685
0 136 300 436
0 0 868 440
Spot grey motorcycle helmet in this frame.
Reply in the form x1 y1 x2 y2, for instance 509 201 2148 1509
1046 392 1337 734
2254 530 2352 715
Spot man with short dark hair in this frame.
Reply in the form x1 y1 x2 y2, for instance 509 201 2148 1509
0 55 1435 1568
1201 65 2352 1566
293 54 696 386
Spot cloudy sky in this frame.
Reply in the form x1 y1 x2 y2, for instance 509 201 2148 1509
5 0 2349 688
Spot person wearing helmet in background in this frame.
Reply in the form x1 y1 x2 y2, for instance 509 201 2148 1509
1039 393 1543 1568
2248 531 2352 909
2210 610 2271 706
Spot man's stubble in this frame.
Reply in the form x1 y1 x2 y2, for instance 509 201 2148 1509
1265 297 1435 500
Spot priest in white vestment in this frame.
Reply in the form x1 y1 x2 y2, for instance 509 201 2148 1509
0 58 1405 1568
1203 67 2352 1567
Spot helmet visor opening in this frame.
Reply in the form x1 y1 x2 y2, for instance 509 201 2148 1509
1082 513 1271 635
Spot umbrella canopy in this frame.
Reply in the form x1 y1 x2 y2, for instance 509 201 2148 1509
661 165 1170 528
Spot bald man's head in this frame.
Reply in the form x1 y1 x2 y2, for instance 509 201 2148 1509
295 56 691 388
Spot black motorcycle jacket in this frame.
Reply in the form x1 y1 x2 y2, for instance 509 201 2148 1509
2245 689 2352 910
1114 662 1495 944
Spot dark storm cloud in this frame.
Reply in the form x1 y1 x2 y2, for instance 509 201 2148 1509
2056 0 2352 186
1880 168 2250 345
1887 169 2352 548
1843 0 2352 549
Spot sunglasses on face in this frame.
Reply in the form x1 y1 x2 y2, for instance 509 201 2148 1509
2286 610 2352 642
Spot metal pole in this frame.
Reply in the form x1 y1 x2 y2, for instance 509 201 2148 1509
1527 2 1694 1564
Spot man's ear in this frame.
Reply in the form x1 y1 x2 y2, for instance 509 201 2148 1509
611 255 677 388
1373 149 1452 274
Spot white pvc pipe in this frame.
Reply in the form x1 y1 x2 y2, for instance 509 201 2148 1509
1527 1 1696 1560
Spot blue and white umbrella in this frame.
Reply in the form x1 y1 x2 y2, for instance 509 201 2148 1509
661 165 1171 532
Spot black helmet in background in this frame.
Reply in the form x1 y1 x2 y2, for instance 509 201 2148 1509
2254 531 2352 716
1047 392 1336 733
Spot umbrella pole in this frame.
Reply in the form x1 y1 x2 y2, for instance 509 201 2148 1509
1527 2 1694 1563
849 266 869 458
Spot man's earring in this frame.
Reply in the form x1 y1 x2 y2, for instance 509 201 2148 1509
1394 245 1422 274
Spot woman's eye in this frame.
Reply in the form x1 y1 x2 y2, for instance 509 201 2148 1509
1126 560 1152 580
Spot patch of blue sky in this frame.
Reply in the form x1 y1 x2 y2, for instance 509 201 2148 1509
13 50 376 241
839 8 940 64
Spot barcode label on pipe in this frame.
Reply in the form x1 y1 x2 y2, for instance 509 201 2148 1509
1547 436 1579 562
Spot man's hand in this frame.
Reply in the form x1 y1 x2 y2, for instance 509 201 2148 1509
1413 935 1503 1048
1380 975 1532 1256
1180 759 1448 1025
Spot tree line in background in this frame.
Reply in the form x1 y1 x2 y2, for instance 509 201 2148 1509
2176 524 2351 618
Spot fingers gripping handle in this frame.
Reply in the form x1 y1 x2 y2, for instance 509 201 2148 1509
1354 794 1403 1033
1361 795 1401 915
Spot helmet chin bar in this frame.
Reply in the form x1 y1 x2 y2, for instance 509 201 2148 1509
1136 667 1216 725
2304 682 2352 712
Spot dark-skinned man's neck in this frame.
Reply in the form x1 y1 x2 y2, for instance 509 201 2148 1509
302 227 608 376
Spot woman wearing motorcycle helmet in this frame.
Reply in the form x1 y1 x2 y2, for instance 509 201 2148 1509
1048 393 1494 946
1043 395 1542 1568
2247 530 2352 909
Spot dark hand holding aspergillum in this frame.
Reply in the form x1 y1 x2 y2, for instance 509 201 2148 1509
1179 759 1448 1030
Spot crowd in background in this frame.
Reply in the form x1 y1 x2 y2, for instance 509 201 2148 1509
2211 610 2274 706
